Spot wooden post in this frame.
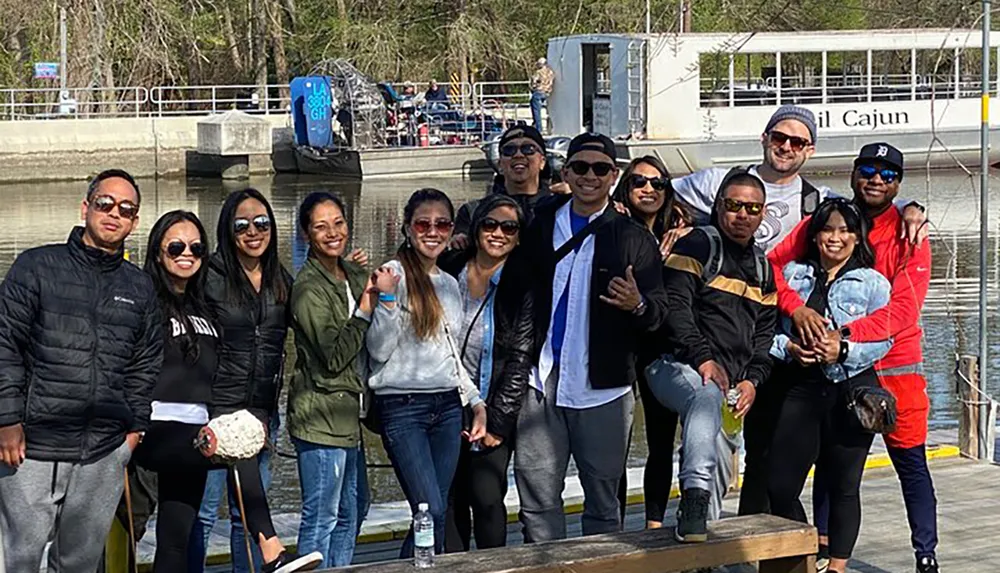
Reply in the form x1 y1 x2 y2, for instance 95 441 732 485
958 354 981 459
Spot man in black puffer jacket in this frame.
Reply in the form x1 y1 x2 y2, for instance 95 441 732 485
0 169 163 573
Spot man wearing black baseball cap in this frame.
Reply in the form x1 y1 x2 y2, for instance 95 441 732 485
769 142 939 573
452 125 569 247
512 132 668 542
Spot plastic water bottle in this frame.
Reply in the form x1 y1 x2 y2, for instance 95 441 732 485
721 385 743 437
413 502 435 568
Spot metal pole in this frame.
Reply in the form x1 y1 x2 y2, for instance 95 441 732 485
979 0 991 461
646 0 651 34
59 7 67 91
678 0 683 33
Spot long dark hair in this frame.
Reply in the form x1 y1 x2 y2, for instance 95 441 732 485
611 156 683 237
399 188 454 340
298 191 348 255
216 188 288 305
803 197 876 268
466 194 525 259
144 210 211 363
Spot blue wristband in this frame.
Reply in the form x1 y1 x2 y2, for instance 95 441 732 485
378 293 397 303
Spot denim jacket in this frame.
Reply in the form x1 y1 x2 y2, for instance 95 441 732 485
458 265 503 401
770 261 893 382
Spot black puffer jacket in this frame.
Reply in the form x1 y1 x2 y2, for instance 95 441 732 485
440 249 534 440
0 227 163 463
203 254 292 419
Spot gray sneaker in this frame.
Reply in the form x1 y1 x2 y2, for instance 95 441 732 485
675 488 710 543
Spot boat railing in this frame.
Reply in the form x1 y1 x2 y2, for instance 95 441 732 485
472 81 533 125
0 86 149 121
148 84 292 116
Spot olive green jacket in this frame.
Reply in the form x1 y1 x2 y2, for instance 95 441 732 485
288 256 369 448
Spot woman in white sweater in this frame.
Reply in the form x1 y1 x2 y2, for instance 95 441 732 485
366 188 487 558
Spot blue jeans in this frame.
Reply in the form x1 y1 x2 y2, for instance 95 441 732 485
188 414 279 573
645 359 724 493
293 439 364 568
530 91 546 132
378 391 463 558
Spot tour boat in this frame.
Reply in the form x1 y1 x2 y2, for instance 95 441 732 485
543 28 1000 174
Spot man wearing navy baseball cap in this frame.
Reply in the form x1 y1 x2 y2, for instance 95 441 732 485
769 142 939 573
512 132 668 542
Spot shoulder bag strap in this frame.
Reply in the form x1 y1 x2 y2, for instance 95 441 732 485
552 210 615 264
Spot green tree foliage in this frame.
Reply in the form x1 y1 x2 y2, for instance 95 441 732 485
0 0 987 90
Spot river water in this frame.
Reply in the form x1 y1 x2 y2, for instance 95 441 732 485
1 170 998 510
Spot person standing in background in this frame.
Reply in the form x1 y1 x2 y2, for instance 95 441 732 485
530 58 555 133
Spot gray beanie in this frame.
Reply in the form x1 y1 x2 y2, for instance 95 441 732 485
764 105 817 143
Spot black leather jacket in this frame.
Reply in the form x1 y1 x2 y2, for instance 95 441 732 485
440 249 534 440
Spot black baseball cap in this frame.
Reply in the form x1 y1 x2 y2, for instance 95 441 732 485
499 125 546 151
854 143 904 178
567 132 617 163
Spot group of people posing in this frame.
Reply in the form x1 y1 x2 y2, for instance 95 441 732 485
0 105 939 573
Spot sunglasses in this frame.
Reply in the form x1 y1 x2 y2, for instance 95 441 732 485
768 130 812 152
89 195 139 221
567 160 615 177
629 174 669 191
500 144 541 157
856 164 900 184
480 218 520 237
412 218 454 234
234 215 271 235
166 241 206 259
722 198 765 216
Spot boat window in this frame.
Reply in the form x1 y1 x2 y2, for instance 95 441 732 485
699 47 997 108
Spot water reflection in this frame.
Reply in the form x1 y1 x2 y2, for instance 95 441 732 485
1 170 998 509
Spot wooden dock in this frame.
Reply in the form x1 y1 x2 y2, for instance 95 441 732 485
346 457 1000 572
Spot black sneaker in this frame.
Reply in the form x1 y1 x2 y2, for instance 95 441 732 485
262 551 323 573
917 556 939 573
816 544 830 573
675 488 710 543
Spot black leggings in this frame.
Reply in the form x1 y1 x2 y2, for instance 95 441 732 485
766 379 875 560
136 421 278 573
636 372 678 523
444 441 513 551
738 374 789 516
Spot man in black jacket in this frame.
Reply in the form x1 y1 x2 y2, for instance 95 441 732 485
652 170 777 543
0 169 162 573
513 132 667 542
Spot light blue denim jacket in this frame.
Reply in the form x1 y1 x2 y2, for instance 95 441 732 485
458 265 503 401
770 261 893 382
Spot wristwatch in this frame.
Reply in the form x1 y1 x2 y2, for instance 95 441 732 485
837 339 850 364
839 326 851 340
632 297 647 316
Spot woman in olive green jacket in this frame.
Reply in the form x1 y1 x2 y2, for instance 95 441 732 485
289 191 376 568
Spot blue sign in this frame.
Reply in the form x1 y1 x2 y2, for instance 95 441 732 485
33 62 59 80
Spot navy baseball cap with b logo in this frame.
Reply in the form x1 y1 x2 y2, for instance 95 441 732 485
854 142 904 178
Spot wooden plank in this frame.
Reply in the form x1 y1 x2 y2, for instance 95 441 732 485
760 555 816 573
332 515 816 573
957 355 980 459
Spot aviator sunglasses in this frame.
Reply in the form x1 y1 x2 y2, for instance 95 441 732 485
234 215 271 234
629 174 669 191
500 144 541 157
567 160 615 177
480 218 520 237
412 218 455 234
89 195 139 221
722 198 765 216
166 241 206 259
768 130 812 152
856 164 900 184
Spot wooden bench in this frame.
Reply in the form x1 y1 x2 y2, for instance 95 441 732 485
334 514 817 573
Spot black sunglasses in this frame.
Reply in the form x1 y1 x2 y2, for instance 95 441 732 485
629 174 669 191
768 130 812 152
500 144 541 157
234 215 271 235
722 198 765 216
166 241 206 259
480 218 520 237
856 165 900 184
567 160 615 177
89 195 139 221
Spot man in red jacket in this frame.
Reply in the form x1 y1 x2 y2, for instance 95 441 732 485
767 143 938 573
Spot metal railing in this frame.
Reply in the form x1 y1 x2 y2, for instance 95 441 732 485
149 84 291 116
0 87 148 120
